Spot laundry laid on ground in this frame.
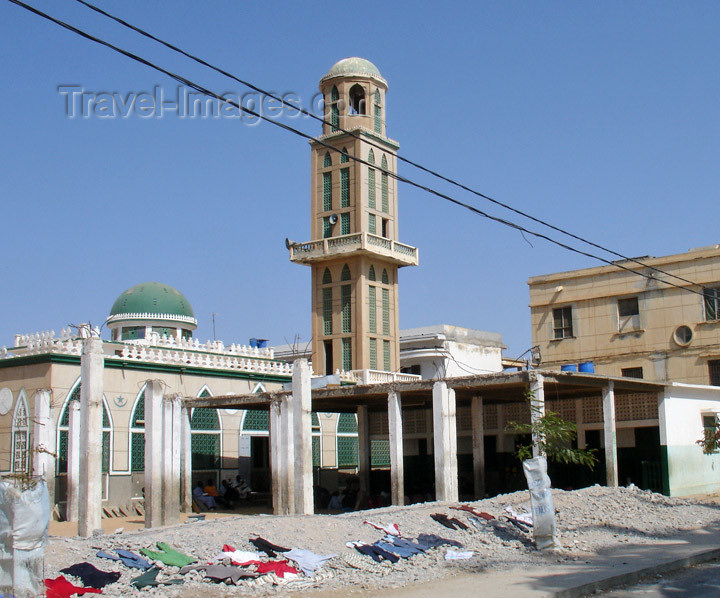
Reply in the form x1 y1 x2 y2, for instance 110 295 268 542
283 548 337 576
444 549 474 560
416 533 464 549
216 544 265 564
451 504 495 520
59 563 121 589
130 566 184 589
45 575 103 598
249 536 290 557
139 542 197 567
363 520 401 536
179 564 259 583
96 548 153 570
430 512 470 530
505 505 533 526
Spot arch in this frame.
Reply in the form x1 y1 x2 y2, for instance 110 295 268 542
340 147 349 164
242 383 269 432
56 379 112 474
323 152 332 168
191 403 222 471
330 86 339 131
129 386 146 472
349 83 366 115
11 390 29 473
322 268 332 285
197 386 213 399
341 264 351 281
374 90 382 133
381 155 389 213
368 149 375 165
382 269 390 284
368 265 376 281
336 413 358 468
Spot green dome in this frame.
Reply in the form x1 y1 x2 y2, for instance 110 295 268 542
109 282 195 320
321 57 385 83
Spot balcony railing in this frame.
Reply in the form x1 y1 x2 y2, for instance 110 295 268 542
289 232 418 267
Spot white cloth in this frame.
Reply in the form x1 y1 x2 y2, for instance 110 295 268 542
214 548 265 564
363 520 400 536
445 550 474 560
505 505 533 526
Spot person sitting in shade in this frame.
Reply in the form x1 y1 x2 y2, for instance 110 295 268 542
205 478 229 507
230 475 251 500
192 481 216 510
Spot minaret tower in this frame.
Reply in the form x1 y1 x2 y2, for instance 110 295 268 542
289 57 418 375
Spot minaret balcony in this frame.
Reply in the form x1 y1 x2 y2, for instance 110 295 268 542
289 232 418 267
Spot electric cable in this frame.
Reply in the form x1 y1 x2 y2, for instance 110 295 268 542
5 0 709 298
72 0 705 290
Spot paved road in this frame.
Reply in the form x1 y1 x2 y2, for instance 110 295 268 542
602 559 720 597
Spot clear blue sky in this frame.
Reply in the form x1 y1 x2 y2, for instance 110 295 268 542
1 1 718 360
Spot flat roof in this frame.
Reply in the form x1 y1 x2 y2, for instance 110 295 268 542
186 370 666 413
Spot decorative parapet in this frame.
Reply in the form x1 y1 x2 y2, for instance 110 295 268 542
148 334 275 359
350 369 422 384
289 232 418 267
106 312 198 326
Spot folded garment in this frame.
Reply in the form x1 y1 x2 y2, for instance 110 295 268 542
218 544 265 564
430 513 469 531
363 520 400 536
249 537 290 558
374 541 414 558
445 549 474 560
416 533 464 549
140 542 196 567
283 548 336 576
45 575 102 598
59 562 121 589
130 567 184 589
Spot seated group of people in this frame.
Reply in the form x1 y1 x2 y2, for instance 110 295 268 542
192 475 251 510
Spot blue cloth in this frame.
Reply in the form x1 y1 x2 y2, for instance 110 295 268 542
374 541 414 558
416 533 463 550
385 536 425 554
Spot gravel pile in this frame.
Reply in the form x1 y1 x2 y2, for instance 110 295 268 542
44 485 720 596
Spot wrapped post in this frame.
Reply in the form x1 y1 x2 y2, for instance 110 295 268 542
522 456 559 550
0 477 50 598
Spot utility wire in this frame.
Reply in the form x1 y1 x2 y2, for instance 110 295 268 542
73 0 704 290
7 0 708 298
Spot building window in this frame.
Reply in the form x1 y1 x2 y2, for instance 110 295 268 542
368 169 376 209
341 285 351 333
381 155 389 213
341 264 351 281
323 288 333 335
383 339 391 371
330 86 339 131
336 413 358 468
340 168 350 207
621 367 644 379
191 404 221 471
368 286 376 333
340 212 350 235
323 152 332 168
618 296 640 332
130 388 146 472
381 269 389 284
704 287 720 321
368 213 376 235
382 288 390 335
322 216 333 238
323 172 332 211
709 359 720 386
349 83 366 114
11 393 29 474
368 265 376 281
342 338 352 371
374 90 382 133
553 306 573 339
401 364 422 376
369 337 377 369
340 147 349 163
312 413 321 467
322 268 332 285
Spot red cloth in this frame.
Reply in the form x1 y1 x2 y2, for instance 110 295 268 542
255 561 299 578
45 576 103 598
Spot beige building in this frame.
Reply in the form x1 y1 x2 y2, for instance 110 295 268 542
289 57 418 375
528 245 720 384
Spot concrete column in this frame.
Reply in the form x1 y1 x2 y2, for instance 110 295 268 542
432 381 458 503
269 399 285 515
471 395 485 499
530 373 546 458
66 401 81 522
78 336 104 537
32 390 55 502
180 405 192 513
387 391 404 506
280 394 295 514
292 359 313 514
144 380 164 528
357 405 371 505
161 397 181 526
602 382 618 487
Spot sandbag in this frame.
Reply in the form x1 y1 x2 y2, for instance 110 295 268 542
522 456 559 550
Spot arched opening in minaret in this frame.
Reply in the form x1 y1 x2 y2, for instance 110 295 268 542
349 84 366 115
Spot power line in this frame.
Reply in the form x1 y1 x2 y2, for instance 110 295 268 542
72 0 704 291
6 0 708 298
